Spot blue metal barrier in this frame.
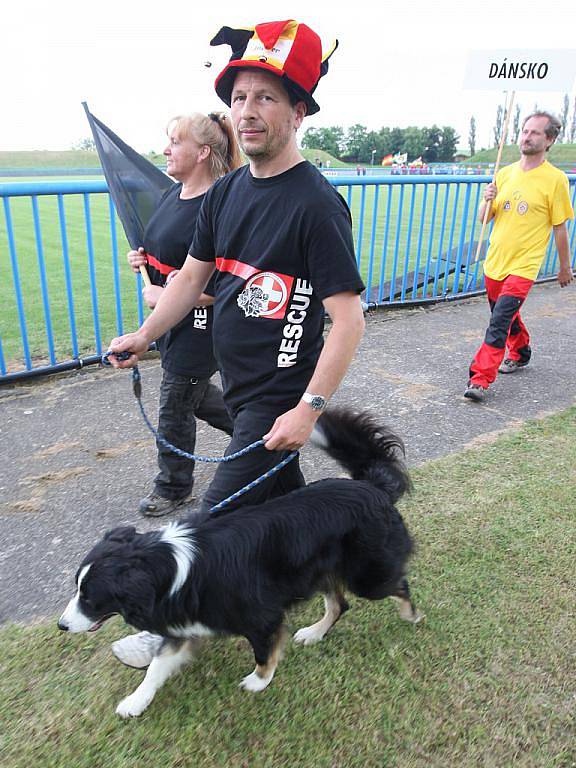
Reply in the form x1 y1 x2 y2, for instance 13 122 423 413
1 175 575 382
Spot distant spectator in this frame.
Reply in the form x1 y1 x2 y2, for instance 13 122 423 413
464 111 574 403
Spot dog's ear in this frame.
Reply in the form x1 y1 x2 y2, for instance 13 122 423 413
115 567 157 629
104 526 137 543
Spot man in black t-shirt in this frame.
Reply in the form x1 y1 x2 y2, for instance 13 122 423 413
108 18 366 671
109 20 365 515
188 155 364 513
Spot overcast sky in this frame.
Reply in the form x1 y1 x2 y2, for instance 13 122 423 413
3 0 575 154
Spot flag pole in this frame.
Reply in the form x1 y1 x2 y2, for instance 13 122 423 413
472 89 515 264
138 263 152 287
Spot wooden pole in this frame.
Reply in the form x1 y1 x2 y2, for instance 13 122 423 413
139 265 152 287
472 90 515 264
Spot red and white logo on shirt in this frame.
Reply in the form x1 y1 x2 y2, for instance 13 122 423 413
237 271 294 319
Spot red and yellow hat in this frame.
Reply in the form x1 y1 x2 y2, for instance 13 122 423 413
210 20 338 115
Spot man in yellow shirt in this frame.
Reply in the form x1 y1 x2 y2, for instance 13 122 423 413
464 111 574 402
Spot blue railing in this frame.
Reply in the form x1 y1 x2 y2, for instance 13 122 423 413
1 175 575 382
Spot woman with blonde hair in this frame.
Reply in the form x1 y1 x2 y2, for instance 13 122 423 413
127 111 241 518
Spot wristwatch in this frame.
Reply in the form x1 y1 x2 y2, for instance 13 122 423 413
301 392 327 411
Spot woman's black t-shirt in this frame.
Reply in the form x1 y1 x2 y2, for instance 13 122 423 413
143 183 216 378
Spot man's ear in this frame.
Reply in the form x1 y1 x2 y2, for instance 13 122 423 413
294 101 307 130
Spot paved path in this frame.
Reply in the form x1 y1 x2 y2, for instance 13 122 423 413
1 282 575 626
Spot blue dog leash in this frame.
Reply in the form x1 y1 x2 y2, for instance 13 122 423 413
102 351 298 512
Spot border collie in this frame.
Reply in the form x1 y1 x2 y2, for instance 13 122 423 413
59 408 422 717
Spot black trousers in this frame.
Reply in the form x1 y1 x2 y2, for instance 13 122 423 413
198 405 306 516
154 371 233 500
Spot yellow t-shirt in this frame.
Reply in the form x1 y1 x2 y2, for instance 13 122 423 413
483 160 574 281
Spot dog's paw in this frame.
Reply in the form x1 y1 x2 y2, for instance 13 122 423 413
239 671 271 693
392 597 425 624
115 692 153 718
293 626 325 645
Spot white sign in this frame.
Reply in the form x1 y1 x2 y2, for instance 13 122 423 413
464 49 576 92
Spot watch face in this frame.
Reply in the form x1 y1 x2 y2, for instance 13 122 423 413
303 392 327 410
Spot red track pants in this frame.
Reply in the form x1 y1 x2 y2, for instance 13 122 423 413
468 274 534 388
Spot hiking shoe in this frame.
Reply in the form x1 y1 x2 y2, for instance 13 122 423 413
138 492 192 517
111 631 163 669
463 384 486 402
499 358 528 374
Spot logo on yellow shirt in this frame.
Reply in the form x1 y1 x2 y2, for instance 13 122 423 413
517 201 529 215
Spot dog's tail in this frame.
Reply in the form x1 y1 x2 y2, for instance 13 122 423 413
311 408 410 503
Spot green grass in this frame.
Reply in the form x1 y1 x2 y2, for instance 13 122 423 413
2 146 574 172
0 150 162 171
0 149 346 172
2 408 575 767
344 181 487 293
0 191 142 368
300 148 349 168
0 150 104 169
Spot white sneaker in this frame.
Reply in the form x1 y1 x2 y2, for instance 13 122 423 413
111 631 163 669
498 358 528 374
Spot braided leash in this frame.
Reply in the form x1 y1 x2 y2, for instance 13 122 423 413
209 450 299 513
102 352 298 511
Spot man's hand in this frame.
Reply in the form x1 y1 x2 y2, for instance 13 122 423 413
484 183 497 202
142 285 163 309
557 266 574 288
479 182 498 223
553 223 572 288
262 401 319 451
127 247 147 273
106 330 150 368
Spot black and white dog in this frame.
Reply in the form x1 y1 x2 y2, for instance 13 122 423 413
59 408 422 717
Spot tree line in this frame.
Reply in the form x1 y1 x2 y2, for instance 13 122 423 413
557 95 576 143
301 124 460 164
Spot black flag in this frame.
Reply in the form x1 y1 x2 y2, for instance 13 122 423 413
82 102 173 250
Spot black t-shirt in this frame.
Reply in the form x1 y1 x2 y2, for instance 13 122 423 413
190 161 364 414
143 183 217 378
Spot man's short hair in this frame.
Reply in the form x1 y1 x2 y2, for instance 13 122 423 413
282 81 308 112
522 111 562 145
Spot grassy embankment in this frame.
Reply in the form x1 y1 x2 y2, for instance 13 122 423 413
469 143 576 168
0 148 349 171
